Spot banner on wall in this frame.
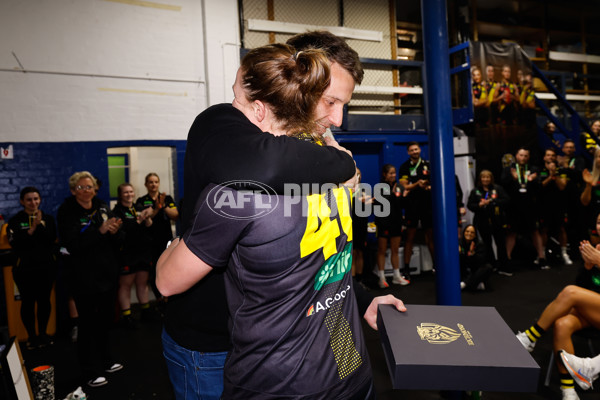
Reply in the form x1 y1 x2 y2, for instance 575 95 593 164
468 42 539 178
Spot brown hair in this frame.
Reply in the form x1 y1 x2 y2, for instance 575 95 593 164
477 170 495 187
240 43 330 135
117 182 134 200
287 31 363 85
145 172 160 184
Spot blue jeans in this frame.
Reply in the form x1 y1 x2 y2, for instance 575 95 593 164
162 328 228 400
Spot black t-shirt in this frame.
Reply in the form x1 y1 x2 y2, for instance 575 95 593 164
164 103 356 352
135 193 176 249
184 184 371 399
112 203 153 267
8 210 57 267
500 163 540 209
373 181 403 228
398 157 431 202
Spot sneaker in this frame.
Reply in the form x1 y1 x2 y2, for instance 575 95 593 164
105 363 123 373
516 331 536 352
538 258 550 270
87 376 107 388
477 282 486 291
460 281 466 290
562 252 574 265
559 350 598 390
497 270 513 277
560 387 580 400
392 275 410 286
64 386 87 400
378 279 389 289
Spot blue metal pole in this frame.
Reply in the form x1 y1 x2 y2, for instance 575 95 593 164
420 0 462 306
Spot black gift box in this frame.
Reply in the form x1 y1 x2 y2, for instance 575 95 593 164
377 304 539 392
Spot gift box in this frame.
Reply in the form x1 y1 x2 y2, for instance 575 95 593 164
377 304 539 392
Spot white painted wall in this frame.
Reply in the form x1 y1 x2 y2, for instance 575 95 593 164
0 0 240 142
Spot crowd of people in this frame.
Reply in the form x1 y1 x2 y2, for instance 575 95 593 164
472 64 536 129
6 171 178 388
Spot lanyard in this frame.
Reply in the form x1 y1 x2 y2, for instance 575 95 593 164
569 158 575 168
409 158 422 174
80 210 98 233
129 206 137 218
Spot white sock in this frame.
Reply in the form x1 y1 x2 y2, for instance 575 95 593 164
392 268 401 279
561 246 568 255
378 270 386 280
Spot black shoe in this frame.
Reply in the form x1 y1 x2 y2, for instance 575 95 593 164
120 315 138 329
537 258 550 270
25 336 40 350
39 334 54 347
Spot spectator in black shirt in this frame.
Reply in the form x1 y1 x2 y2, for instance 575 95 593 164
7 187 57 349
501 147 545 272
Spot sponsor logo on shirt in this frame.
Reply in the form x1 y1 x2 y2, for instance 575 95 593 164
306 284 351 317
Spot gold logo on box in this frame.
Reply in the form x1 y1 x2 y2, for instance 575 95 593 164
417 323 461 344
417 323 475 346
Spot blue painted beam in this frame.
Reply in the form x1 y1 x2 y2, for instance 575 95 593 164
421 0 462 306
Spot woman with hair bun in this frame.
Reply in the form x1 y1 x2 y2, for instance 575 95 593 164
159 40 401 400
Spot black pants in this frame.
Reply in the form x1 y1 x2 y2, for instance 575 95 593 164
12 266 54 339
73 289 116 380
476 222 507 266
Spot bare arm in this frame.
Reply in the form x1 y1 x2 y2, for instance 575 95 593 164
156 237 214 297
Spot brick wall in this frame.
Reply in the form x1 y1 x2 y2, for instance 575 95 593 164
0 141 186 223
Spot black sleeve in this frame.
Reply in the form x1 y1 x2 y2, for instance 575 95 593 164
206 132 356 193
455 175 464 207
7 215 28 253
397 161 410 182
466 189 481 213
188 108 356 194
184 187 253 268
493 185 510 208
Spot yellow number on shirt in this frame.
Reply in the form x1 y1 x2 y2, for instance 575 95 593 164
300 187 353 260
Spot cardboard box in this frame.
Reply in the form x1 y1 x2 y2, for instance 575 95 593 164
377 304 539 392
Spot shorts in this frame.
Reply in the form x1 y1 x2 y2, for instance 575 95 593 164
120 261 152 275
376 223 402 238
403 204 433 229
